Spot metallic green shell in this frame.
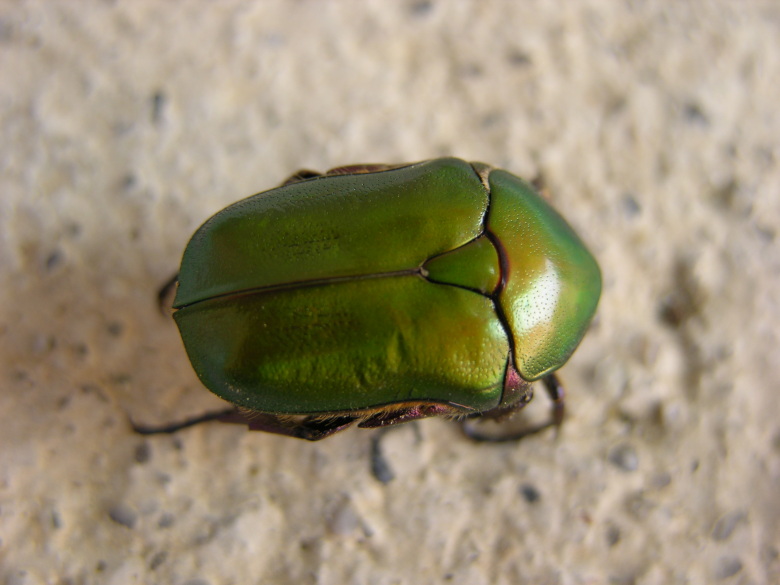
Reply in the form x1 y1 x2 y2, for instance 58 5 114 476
173 158 601 415
487 170 602 380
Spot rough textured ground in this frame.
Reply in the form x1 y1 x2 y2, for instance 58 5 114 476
1 2 778 584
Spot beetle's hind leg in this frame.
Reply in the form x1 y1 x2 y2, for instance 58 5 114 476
131 407 359 441
461 373 565 442
244 412 359 440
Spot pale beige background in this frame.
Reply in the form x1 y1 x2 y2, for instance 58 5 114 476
1 1 779 584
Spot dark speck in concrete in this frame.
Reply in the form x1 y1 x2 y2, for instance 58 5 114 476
121 173 137 191
149 550 167 570
507 49 532 67
609 443 639 472
151 91 166 125
519 483 541 504
459 63 483 77
650 472 671 488
134 442 151 464
481 112 502 127
45 250 64 271
711 178 738 211
409 1 433 16
158 512 175 528
624 491 655 521
106 321 123 337
621 193 641 218
683 101 709 126
108 503 137 529
711 511 744 541
712 555 742 580
606 524 621 547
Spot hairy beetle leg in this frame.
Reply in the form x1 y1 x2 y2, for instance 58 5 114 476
131 401 460 442
358 403 456 429
461 373 565 442
281 169 322 186
245 414 358 441
233 402 456 440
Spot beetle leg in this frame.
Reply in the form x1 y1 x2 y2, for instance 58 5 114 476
542 373 566 431
357 403 457 429
157 273 179 314
530 173 552 201
460 373 566 442
244 413 358 441
280 169 322 186
130 406 239 434
282 163 414 187
323 163 412 177
131 407 358 440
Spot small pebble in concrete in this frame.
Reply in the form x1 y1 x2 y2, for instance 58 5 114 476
711 511 744 541
45 249 64 271
106 321 124 337
605 524 621 547
134 442 151 464
149 550 167 570
158 512 175 528
519 483 541 504
608 443 639 472
108 503 137 529
712 555 742 580
621 193 641 218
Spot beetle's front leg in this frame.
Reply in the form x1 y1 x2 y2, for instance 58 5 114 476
461 373 566 442
280 169 322 186
157 273 178 314
541 373 565 430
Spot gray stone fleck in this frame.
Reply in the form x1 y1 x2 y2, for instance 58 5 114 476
712 555 742 580
609 443 639 472
108 503 137 529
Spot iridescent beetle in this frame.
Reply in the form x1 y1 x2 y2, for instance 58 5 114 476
137 158 601 441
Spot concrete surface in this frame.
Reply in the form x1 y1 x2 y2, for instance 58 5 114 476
1 1 778 584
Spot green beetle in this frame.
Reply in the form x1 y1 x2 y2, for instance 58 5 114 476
141 158 601 441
